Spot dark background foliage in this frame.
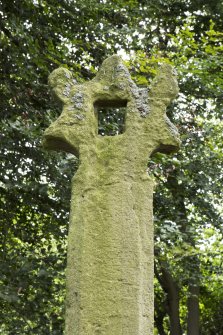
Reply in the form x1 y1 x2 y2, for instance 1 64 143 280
0 0 222 334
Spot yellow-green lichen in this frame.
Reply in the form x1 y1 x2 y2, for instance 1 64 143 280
43 55 180 335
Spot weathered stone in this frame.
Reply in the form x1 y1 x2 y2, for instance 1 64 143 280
43 55 180 335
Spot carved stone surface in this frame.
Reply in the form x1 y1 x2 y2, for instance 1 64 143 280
43 55 180 335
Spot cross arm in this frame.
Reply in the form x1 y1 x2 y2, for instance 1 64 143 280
42 68 95 157
147 63 181 154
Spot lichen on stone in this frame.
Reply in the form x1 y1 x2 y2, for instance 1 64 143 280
43 54 181 335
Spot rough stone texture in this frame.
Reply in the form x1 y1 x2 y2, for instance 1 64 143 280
43 55 180 335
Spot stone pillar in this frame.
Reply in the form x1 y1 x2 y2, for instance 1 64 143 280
43 55 180 335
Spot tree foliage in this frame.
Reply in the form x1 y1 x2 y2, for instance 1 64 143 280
0 0 222 334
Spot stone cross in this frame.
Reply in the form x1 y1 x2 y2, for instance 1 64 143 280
43 55 180 335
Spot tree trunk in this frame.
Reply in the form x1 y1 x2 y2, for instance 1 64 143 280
154 296 167 335
164 270 182 335
187 284 200 335
155 261 182 335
